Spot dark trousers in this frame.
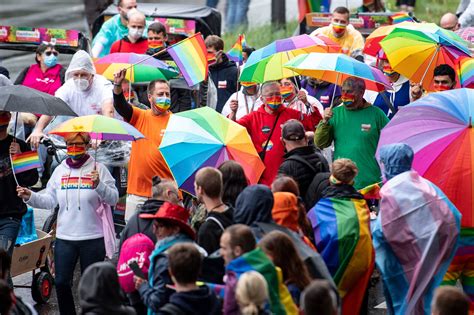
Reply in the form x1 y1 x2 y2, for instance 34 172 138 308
55 237 105 315
0 216 21 287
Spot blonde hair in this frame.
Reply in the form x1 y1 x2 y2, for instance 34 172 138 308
236 271 269 315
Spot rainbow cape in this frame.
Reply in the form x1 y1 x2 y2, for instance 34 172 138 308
308 197 374 315
11 151 41 174
167 33 208 87
373 171 461 315
219 248 298 315
458 56 474 88
226 34 247 64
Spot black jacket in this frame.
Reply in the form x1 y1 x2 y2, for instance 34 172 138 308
157 285 221 315
0 136 38 219
278 146 329 201
320 184 364 200
197 207 233 255
119 199 164 250
209 55 238 113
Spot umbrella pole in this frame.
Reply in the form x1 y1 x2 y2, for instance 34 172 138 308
94 138 98 171
13 112 18 143
329 72 340 109
418 45 440 87
128 80 131 103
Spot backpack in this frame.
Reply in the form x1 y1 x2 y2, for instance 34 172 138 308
286 152 330 209
117 233 155 293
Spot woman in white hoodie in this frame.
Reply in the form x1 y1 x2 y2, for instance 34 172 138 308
17 132 119 315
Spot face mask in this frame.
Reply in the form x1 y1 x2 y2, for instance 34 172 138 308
148 40 164 50
44 54 57 68
67 144 86 160
128 27 143 40
74 78 90 91
265 95 282 110
154 96 171 111
280 86 295 100
207 52 217 66
435 84 452 92
341 92 356 106
332 22 347 35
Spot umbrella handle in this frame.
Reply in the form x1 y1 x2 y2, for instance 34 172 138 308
329 72 340 109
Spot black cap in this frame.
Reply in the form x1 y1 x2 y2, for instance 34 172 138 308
282 119 306 141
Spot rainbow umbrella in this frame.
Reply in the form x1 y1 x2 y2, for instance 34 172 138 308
457 56 474 88
240 34 340 83
49 115 144 141
94 53 179 83
284 52 392 92
363 21 416 57
377 88 474 228
380 24 471 91
159 107 265 194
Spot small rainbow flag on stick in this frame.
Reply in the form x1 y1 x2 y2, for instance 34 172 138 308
167 33 208 87
391 12 414 24
11 151 41 174
227 34 247 64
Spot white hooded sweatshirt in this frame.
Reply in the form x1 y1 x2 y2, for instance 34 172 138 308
27 157 119 241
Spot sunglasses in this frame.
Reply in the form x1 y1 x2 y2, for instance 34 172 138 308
44 51 59 57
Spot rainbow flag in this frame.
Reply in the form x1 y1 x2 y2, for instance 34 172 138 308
359 182 381 200
11 151 40 174
391 12 414 24
373 171 461 315
459 57 474 88
308 197 374 315
226 34 247 64
223 248 298 315
167 33 208 87
297 0 331 21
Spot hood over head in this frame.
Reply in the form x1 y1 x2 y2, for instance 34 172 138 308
234 184 274 226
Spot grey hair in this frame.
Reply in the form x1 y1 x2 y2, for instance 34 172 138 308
259 81 280 96
342 77 366 93
127 8 146 21
152 178 178 199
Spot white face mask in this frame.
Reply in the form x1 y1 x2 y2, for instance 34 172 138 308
74 78 90 91
128 27 143 40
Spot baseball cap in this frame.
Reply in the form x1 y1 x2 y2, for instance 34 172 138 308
282 119 306 141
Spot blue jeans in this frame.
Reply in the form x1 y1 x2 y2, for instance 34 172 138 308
226 0 250 31
55 238 105 315
0 217 21 286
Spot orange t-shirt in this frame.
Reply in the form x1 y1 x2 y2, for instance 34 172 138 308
127 107 173 197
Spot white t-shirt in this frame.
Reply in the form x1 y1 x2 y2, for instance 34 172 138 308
55 74 113 116
221 89 261 119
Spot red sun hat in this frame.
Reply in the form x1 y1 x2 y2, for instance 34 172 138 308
140 202 196 240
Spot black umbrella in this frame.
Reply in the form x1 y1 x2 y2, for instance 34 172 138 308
0 85 78 117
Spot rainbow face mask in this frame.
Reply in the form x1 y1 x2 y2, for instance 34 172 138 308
383 64 396 76
265 95 282 110
280 86 295 100
332 22 347 34
67 144 86 160
148 40 164 49
341 92 355 106
154 96 171 112
434 84 452 92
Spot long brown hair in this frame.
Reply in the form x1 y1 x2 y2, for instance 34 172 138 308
259 231 311 290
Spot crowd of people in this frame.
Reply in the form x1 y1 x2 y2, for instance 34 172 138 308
1 0 474 314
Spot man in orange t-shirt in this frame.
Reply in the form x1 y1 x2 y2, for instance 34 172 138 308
113 68 173 221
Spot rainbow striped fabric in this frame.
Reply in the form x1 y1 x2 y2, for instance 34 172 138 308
226 34 247 64
391 12 414 24
373 171 461 315
11 151 41 174
60 176 94 190
223 248 298 315
297 0 331 21
167 33 208 87
308 197 374 315
359 182 381 200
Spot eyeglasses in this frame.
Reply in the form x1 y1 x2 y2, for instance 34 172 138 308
44 51 59 57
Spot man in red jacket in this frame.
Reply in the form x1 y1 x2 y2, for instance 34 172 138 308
233 81 322 186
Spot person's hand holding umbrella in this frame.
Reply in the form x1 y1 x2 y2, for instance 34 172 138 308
113 68 127 95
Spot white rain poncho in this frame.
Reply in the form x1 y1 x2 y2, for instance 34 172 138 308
65 50 96 81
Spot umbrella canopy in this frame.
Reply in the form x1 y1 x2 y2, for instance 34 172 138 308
363 21 416 57
284 53 392 92
159 107 265 194
95 53 179 83
0 85 77 116
49 115 144 141
457 56 474 88
380 24 471 91
240 34 340 83
377 88 474 228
